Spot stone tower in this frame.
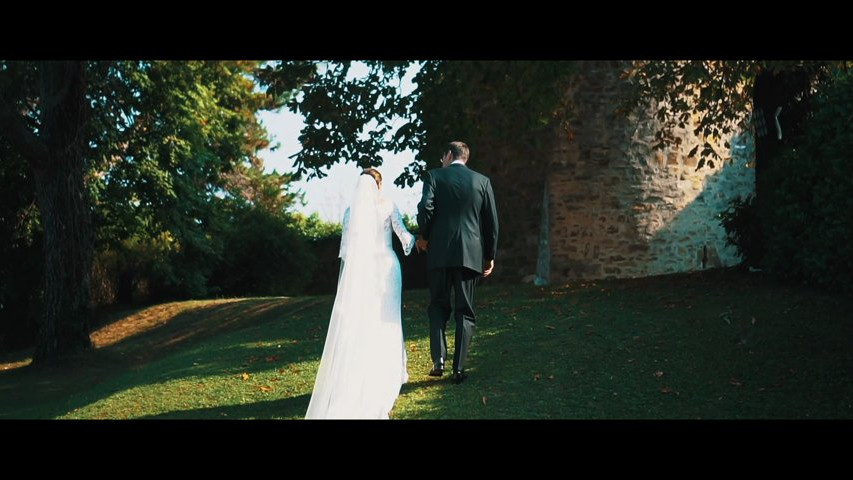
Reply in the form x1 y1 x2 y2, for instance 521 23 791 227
484 61 756 283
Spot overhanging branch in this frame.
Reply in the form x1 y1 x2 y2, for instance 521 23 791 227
0 95 48 167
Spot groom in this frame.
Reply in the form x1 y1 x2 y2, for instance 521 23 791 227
416 141 499 384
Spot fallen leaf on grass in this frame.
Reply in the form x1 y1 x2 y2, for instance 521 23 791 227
729 378 743 387
259 386 274 392
482 396 487 406
654 371 664 378
265 355 280 363
533 373 541 381
241 373 250 381
545 325 556 330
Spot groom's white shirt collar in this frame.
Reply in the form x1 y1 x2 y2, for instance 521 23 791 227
450 159 466 167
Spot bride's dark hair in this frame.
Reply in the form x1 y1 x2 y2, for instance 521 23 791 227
361 167 382 188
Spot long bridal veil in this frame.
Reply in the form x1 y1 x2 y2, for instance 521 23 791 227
305 175 391 419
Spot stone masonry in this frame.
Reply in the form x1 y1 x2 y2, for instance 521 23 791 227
542 61 755 282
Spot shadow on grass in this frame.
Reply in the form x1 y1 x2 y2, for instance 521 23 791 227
5 269 853 420
139 394 312 420
401 271 853 419
0 296 334 419
95 297 320 362
0 297 319 370
2 290 449 420
132 376 448 421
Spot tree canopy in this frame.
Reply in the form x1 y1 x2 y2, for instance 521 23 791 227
621 60 840 168
0 60 305 361
259 60 576 186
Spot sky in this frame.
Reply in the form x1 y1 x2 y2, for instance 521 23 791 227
255 63 424 224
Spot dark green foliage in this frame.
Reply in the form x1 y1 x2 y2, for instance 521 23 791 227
0 61 312 352
719 194 765 269
211 207 315 297
0 140 41 350
720 69 853 291
760 72 853 290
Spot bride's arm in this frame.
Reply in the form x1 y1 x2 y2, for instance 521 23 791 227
391 204 416 256
338 207 351 259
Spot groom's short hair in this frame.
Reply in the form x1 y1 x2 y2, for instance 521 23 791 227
446 141 469 162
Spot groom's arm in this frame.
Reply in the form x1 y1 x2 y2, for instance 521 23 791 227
417 171 436 240
481 178 499 262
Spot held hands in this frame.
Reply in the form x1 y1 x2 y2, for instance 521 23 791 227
483 259 495 278
416 236 429 253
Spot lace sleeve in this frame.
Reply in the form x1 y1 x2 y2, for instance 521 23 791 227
338 207 351 259
391 204 415 256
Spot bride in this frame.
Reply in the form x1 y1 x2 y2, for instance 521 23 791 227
305 168 417 419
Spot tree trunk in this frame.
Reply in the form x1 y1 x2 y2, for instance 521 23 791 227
30 62 93 365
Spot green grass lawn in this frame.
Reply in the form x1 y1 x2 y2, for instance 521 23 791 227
1 268 851 419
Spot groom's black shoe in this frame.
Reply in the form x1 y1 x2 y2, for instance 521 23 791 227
452 370 468 385
428 363 444 377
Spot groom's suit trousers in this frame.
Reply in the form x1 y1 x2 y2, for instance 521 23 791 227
427 266 478 373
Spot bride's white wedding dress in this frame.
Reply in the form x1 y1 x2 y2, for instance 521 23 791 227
304 175 415 419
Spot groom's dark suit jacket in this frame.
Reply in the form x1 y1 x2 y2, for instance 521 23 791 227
417 163 498 274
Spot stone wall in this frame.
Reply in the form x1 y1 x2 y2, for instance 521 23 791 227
468 130 554 282
544 61 755 282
